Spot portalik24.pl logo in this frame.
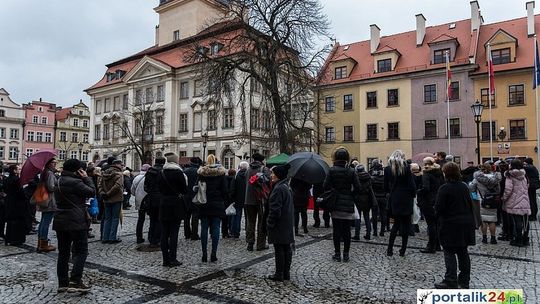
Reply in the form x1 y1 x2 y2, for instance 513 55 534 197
416 289 523 304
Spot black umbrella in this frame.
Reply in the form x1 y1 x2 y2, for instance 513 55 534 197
287 152 330 184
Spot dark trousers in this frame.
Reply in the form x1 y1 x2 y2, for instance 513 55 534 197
332 218 352 254
201 216 221 255
294 207 308 233
528 188 538 220
511 214 529 242
313 202 330 226
184 205 199 239
501 210 514 239
57 230 88 286
443 246 470 286
136 208 146 241
0 203 5 238
245 204 266 249
148 205 161 245
353 210 371 237
376 197 389 232
388 215 410 253
420 208 439 250
273 244 293 278
160 220 180 263
221 209 229 237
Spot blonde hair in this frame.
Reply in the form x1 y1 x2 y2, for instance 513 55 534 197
207 154 216 165
388 150 406 176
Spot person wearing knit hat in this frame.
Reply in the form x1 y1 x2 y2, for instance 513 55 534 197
165 152 179 164
267 163 294 281
63 159 82 172
122 168 134 210
132 163 150 244
140 164 151 172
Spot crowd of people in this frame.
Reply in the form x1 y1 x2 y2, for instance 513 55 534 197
0 147 537 292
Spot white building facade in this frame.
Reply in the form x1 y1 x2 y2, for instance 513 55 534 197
0 88 24 165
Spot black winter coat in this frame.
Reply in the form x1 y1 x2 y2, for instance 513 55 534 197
197 165 228 218
157 163 188 221
417 165 444 210
230 169 247 207
123 175 133 195
290 178 310 209
384 165 416 216
323 161 361 214
435 181 476 247
225 175 234 207
524 164 540 190
267 179 294 244
356 171 374 211
370 170 386 198
144 164 163 208
53 171 96 231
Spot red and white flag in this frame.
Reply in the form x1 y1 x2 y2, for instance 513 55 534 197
488 46 495 94
446 52 452 99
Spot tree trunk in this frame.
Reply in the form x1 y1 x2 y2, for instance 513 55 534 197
271 91 289 154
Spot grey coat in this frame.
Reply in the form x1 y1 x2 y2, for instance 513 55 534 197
267 179 294 245
37 168 57 212
244 161 271 206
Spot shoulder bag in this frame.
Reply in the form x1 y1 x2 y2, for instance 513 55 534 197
478 186 502 209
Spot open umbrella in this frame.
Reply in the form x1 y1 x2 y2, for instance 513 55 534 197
20 150 57 186
411 152 434 165
287 152 330 184
266 153 289 166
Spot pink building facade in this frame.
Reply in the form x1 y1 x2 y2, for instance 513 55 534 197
22 99 56 158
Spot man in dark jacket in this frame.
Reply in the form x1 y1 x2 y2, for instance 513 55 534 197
244 153 271 251
230 161 248 238
524 158 539 221
99 159 124 243
144 157 166 249
369 159 388 235
183 157 201 240
461 161 478 184
312 182 330 228
53 159 95 293
157 152 187 267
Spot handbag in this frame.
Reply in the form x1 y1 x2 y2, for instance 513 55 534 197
316 189 337 211
225 203 236 216
88 196 99 217
192 180 207 205
478 188 502 209
31 182 49 207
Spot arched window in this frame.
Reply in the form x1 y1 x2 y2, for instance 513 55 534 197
222 149 235 170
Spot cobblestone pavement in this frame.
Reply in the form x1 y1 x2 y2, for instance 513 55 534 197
1 208 538 303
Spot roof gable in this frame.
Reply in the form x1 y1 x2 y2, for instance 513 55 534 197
428 34 458 45
123 56 173 83
485 28 518 47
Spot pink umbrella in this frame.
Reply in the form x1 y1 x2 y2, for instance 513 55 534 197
20 150 57 186
411 152 435 165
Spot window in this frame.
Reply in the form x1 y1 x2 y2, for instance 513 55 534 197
179 151 187 157
45 133 52 143
26 149 34 157
32 115 38 124
103 124 110 140
481 121 496 141
83 120 88 128
262 111 271 130
424 84 437 103
325 96 335 112
145 88 153 103
70 151 78 159
58 150 66 160
180 82 189 98
325 127 335 143
491 48 511 65
79 110 83 116
193 112 202 132
0 110 4 117
121 122 128 138
377 59 392 73
387 89 399 106
0 128 5 138
94 125 101 140
122 94 129 110
480 88 496 108
9 129 18 139
222 151 234 170
82 151 89 162
210 43 222 55
446 118 461 137
509 85 524 105
83 134 89 143
27 131 35 141
334 66 347 79
71 132 78 143
179 113 188 132
113 96 120 110
9 147 18 160
104 98 110 112
449 82 459 100
433 49 450 64
112 123 119 139
173 30 180 41
388 122 399 140
509 119 526 139
223 108 234 128
134 118 141 136
250 108 260 129
73 118 79 127
95 100 102 114
155 114 164 134
38 106 43 112
424 120 437 138
42 116 49 124
135 90 142 105
0 147 4 159
367 91 377 108
157 85 164 102
194 80 203 96
207 110 217 130
250 78 261 93
343 126 354 142
367 124 378 140
343 94 353 111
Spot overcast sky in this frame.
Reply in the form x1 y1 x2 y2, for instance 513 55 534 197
0 0 529 107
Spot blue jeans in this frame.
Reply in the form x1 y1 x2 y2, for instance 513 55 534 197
200 216 221 255
38 211 54 241
102 202 121 241
230 206 243 237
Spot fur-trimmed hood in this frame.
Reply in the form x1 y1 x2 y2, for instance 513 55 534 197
163 162 183 171
505 169 526 180
197 164 226 177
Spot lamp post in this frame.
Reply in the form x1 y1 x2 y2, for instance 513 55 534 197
78 142 84 160
471 100 484 165
202 132 209 163
497 127 507 141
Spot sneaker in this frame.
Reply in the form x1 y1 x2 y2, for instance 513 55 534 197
68 281 91 292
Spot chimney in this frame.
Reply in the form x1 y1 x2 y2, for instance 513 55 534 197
155 25 160 46
470 1 480 32
370 24 380 54
416 14 426 46
527 1 535 37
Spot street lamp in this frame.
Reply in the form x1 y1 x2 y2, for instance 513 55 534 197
78 142 84 160
202 132 209 163
471 100 484 165
497 127 507 141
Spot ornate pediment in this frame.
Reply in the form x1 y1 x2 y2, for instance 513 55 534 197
123 56 172 83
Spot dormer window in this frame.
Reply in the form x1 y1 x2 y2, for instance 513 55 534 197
433 49 450 64
335 66 347 79
38 106 43 112
377 59 392 73
491 48 510 65
210 42 223 55
197 46 209 57
173 30 180 41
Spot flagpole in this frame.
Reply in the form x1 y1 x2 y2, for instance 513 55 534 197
535 35 540 167
446 50 451 154
488 43 494 162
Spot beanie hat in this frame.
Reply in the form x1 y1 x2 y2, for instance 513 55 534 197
140 164 151 172
190 157 202 166
165 152 179 164
252 153 265 162
112 159 123 166
207 154 216 166
271 164 290 180
355 164 365 173
333 147 350 162
107 156 116 165
63 159 82 172
155 157 166 165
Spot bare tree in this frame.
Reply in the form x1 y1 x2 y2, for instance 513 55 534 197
187 0 330 154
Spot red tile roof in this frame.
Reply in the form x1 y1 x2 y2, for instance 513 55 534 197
55 107 72 122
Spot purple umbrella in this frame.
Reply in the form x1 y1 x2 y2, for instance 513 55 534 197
20 150 57 186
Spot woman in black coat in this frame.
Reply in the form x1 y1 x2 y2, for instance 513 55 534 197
384 150 416 257
4 165 31 246
197 154 228 263
290 178 310 236
266 164 294 282
434 162 476 289
417 157 444 253
230 162 248 238
222 168 235 238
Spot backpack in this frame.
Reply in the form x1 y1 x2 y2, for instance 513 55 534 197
248 172 270 201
